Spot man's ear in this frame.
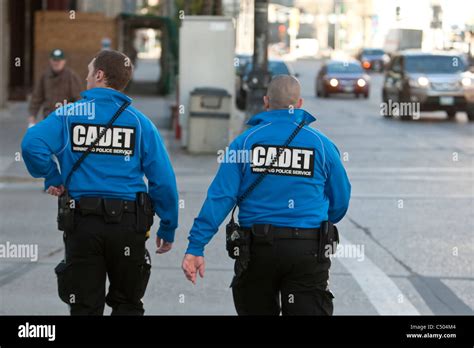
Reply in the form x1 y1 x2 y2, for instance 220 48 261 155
263 96 270 110
95 69 105 83
296 97 303 108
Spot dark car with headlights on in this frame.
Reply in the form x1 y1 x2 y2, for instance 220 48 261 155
382 51 474 120
316 60 370 98
356 48 390 72
236 59 295 110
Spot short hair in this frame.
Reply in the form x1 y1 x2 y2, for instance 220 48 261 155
266 75 301 110
92 50 133 91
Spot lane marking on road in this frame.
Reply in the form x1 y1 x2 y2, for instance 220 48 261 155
409 275 474 315
336 235 421 315
0 247 64 288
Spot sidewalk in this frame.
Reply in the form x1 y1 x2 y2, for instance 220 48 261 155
0 102 35 181
0 97 235 315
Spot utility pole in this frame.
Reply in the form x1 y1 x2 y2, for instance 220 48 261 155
246 0 270 120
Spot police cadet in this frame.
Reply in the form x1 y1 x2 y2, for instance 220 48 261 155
21 50 179 315
182 75 351 315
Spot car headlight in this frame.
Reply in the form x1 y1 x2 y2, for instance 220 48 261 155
329 78 339 87
357 78 366 87
461 77 472 87
409 76 430 87
417 77 429 87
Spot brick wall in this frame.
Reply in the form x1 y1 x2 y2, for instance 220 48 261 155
34 11 117 89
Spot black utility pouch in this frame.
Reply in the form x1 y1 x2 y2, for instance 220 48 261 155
57 191 74 232
327 223 339 252
251 224 273 245
134 249 152 301
78 197 102 216
103 199 124 224
318 221 339 262
54 260 74 304
226 222 250 260
226 221 251 286
136 192 154 234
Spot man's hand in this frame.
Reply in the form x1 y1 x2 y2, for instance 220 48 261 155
182 254 205 284
28 116 36 128
46 185 65 197
156 236 173 254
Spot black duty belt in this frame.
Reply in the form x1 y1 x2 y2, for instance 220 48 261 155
243 225 320 240
75 197 137 216
271 226 320 240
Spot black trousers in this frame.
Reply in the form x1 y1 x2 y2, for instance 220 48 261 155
55 212 151 315
231 238 334 315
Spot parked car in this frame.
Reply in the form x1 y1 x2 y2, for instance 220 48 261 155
236 59 295 110
356 48 390 72
316 60 370 98
235 54 252 75
382 51 474 120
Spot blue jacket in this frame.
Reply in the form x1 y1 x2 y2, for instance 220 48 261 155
21 87 179 242
186 108 351 256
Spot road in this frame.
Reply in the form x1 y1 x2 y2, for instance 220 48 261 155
0 59 473 315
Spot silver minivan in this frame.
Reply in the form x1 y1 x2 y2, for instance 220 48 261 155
382 51 474 120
